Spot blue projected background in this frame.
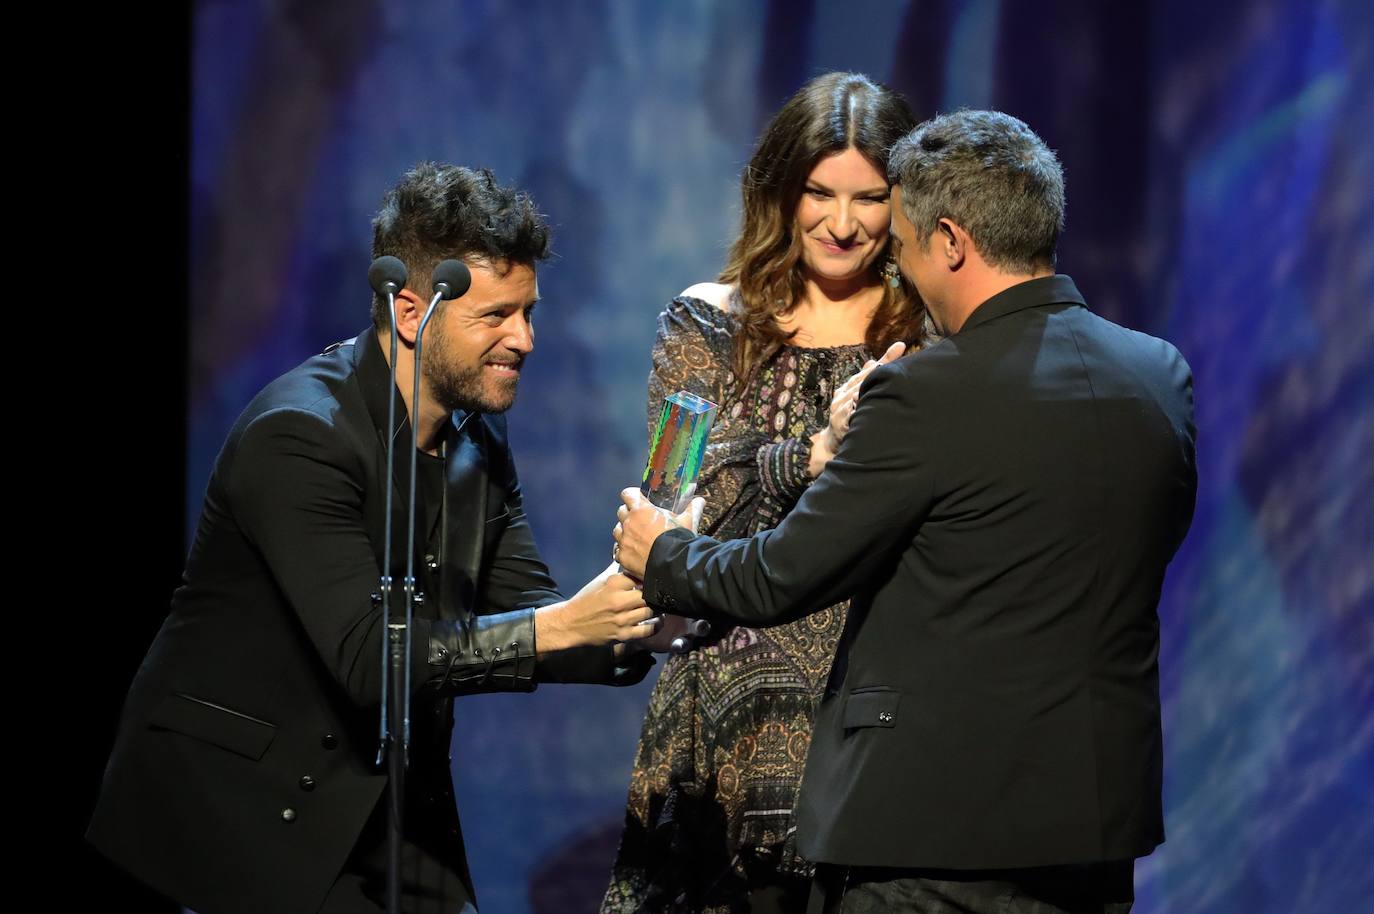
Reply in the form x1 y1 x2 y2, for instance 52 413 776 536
188 1 1372 911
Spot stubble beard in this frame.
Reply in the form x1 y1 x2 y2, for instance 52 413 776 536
421 324 520 415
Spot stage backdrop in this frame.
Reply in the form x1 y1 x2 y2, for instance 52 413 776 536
188 1 1372 911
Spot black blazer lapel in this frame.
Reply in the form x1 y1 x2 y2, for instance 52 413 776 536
351 326 427 587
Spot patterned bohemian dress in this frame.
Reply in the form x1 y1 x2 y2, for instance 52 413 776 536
602 294 871 914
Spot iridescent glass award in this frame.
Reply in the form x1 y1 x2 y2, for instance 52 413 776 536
641 390 718 650
642 390 718 513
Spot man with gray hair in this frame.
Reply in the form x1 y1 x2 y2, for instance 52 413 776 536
614 110 1197 913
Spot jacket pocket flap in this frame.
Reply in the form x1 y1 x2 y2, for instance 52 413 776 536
842 688 900 729
149 693 278 761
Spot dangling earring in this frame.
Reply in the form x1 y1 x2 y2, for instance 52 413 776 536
882 256 901 289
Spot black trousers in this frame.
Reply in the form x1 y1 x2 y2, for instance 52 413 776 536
808 861 1134 914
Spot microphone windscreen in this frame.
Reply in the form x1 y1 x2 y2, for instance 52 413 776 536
431 259 472 300
368 256 408 295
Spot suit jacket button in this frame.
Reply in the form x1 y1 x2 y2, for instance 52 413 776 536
281 808 297 823
299 775 316 791
878 711 894 723
321 734 338 750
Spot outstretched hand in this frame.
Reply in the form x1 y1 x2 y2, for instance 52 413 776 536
534 561 656 654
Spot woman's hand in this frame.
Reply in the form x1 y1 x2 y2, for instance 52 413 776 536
809 341 907 476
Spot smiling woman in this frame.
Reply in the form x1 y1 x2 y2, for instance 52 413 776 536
601 72 927 914
794 148 892 292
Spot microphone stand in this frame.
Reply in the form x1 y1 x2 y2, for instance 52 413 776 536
384 285 447 914
376 283 405 914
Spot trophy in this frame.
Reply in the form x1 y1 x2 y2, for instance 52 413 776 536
643 390 717 512
641 390 718 650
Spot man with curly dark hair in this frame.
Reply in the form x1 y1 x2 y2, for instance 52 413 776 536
88 163 659 914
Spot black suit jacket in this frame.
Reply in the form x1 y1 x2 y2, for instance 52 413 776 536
88 328 647 913
644 276 1196 870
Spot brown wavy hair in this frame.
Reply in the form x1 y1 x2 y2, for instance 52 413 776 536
720 72 925 382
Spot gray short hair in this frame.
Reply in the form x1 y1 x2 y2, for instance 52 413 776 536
889 110 1064 273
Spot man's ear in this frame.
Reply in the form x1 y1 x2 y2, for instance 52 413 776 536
938 218 968 271
392 289 423 345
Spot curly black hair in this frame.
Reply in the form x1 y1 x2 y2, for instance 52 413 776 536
369 162 550 329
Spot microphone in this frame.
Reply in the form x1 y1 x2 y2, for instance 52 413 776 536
368 255 408 297
431 259 471 301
